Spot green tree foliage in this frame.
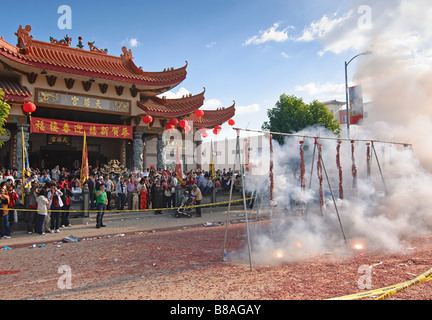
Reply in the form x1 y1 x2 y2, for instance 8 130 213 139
262 94 341 145
0 89 11 148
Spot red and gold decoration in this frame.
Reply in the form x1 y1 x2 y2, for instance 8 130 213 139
30 117 133 139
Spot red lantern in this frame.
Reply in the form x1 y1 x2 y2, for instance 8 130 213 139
143 115 153 125
228 119 235 126
23 102 36 114
179 120 187 128
185 125 191 133
202 131 208 138
213 125 222 135
165 124 175 131
169 118 179 126
195 110 204 118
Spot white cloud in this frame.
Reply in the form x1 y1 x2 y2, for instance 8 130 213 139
159 87 191 99
294 82 346 101
203 98 223 110
295 9 370 56
129 38 140 48
281 52 290 59
235 103 260 115
206 41 216 48
296 12 352 43
243 23 292 46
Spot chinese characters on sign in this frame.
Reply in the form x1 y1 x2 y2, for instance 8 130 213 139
37 90 131 114
31 117 133 140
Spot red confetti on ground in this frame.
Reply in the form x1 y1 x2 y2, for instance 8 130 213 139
0 222 430 300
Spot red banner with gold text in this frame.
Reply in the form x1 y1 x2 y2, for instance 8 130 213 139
30 117 133 139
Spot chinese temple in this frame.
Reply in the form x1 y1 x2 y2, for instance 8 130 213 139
0 25 236 173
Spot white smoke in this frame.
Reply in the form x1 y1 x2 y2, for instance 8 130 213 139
231 0 432 265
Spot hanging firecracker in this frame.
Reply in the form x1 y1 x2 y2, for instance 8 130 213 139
316 142 324 213
336 140 343 199
300 141 306 190
351 140 358 191
366 142 371 177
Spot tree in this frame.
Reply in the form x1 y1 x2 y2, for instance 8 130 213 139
0 90 11 148
262 94 341 145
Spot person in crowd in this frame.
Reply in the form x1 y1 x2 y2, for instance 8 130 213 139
95 184 108 228
137 177 148 210
104 174 114 210
51 165 60 182
151 179 164 215
115 176 127 210
7 185 19 233
191 184 203 218
87 174 96 210
47 182 63 233
60 182 73 228
71 180 82 194
0 187 10 239
35 187 49 236
126 175 136 210
26 182 39 234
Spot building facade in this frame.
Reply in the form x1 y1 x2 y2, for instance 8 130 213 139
0 25 235 173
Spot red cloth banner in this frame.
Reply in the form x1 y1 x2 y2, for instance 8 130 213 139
30 117 133 139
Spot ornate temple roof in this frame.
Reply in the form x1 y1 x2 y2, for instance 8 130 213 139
0 25 187 89
183 101 236 128
137 89 206 117
0 78 32 102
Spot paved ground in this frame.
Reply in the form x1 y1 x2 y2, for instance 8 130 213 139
0 200 258 249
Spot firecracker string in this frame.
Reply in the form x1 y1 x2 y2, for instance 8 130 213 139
336 140 343 199
351 140 358 191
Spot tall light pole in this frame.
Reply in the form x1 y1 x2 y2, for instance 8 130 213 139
345 51 372 138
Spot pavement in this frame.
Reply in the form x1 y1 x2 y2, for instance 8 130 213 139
0 201 260 249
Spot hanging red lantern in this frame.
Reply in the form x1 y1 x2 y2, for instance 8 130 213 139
169 118 179 126
199 127 208 137
184 125 191 133
143 115 153 125
23 102 37 114
213 125 222 135
195 110 204 118
23 102 37 121
179 120 187 128
228 119 235 126
165 124 175 131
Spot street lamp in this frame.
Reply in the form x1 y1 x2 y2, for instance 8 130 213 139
345 51 372 138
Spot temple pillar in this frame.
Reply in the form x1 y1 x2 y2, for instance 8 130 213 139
157 134 166 170
16 123 30 175
133 131 144 171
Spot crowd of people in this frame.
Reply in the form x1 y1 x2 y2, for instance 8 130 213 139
0 165 243 239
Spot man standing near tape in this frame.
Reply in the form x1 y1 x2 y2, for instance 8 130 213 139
192 184 202 218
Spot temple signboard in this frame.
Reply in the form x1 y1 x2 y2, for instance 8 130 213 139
36 89 131 115
31 117 133 139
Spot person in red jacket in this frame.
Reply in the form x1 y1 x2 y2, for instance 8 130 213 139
7 185 18 233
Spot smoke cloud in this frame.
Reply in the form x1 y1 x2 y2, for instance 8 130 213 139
231 0 432 265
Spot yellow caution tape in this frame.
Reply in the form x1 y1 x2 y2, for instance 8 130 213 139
3 197 255 214
327 267 432 300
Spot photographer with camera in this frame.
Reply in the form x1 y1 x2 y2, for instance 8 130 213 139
47 182 63 233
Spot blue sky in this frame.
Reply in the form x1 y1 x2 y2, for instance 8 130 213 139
2 0 427 141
